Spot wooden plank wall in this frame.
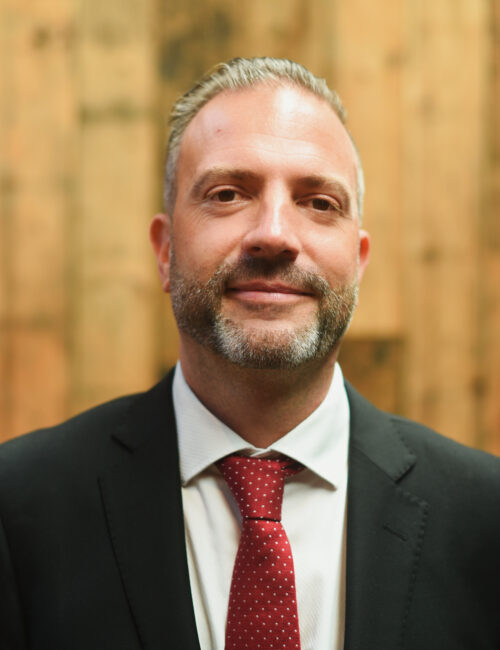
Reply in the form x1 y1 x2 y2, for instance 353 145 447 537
1 0 75 435
72 0 158 413
1 0 499 455
483 0 500 455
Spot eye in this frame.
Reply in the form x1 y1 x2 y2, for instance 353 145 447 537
301 195 342 213
214 189 237 202
208 188 245 203
311 197 333 211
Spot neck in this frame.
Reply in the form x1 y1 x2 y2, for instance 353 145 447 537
178 339 338 448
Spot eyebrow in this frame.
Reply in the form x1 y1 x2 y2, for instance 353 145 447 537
190 167 353 213
190 168 261 199
297 175 352 213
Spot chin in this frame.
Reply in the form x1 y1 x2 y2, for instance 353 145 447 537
209 318 335 370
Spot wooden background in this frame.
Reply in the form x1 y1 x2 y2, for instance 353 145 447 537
0 0 499 454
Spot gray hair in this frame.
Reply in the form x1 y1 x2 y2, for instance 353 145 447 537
164 56 364 218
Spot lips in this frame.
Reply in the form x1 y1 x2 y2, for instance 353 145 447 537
227 281 312 296
225 281 315 306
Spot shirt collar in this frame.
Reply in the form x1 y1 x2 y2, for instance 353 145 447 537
172 362 350 489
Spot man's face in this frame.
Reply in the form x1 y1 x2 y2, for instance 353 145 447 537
151 84 370 369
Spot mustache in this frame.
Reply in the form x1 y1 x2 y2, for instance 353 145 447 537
207 257 331 298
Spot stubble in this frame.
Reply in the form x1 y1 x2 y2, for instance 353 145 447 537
169 249 358 370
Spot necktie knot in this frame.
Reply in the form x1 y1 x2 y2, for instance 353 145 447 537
217 455 302 522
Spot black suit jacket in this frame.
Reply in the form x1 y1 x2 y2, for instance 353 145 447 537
1 372 499 650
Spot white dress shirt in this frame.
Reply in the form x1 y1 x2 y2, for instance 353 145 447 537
172 362 350 650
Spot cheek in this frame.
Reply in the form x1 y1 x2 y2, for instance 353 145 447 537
306 232 361 283
172 220 242 275
320 255 358 286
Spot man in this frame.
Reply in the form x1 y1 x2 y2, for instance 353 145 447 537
0 57 499 650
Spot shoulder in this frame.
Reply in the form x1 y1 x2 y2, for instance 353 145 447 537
345 381 500 575
392 411 500 472
390 412 500 513
0 369 176 498
346 380 500 494
0 392 141 499
1 392 136 457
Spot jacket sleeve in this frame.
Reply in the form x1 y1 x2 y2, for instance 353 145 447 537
0 512 27 650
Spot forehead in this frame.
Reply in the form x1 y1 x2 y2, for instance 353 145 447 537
177 84 358 194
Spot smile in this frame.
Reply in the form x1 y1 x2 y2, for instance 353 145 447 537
226 282 313 304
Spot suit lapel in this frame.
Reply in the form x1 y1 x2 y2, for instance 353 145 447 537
99 373 201 650
343 384 428 650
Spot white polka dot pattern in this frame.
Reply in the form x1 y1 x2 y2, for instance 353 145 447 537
217 455 303 650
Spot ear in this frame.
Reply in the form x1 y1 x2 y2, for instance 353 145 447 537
149 213 171 292
357 229 370 281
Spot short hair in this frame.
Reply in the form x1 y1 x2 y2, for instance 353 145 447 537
164 56 365 219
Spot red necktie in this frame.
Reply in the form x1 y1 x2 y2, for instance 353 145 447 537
217 455 303 650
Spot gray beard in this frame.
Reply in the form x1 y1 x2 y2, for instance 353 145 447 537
169 251 358 370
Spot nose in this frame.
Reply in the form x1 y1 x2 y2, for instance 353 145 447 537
240 192 300 262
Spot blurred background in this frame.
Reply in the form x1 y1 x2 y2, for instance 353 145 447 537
0 0 499 453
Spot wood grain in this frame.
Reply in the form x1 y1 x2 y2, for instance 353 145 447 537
0 0 75 439
480 0 500 454
402 0 487 445
1 0 499 452
71 0 158 413
336 0 404 339
339 338 403 414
